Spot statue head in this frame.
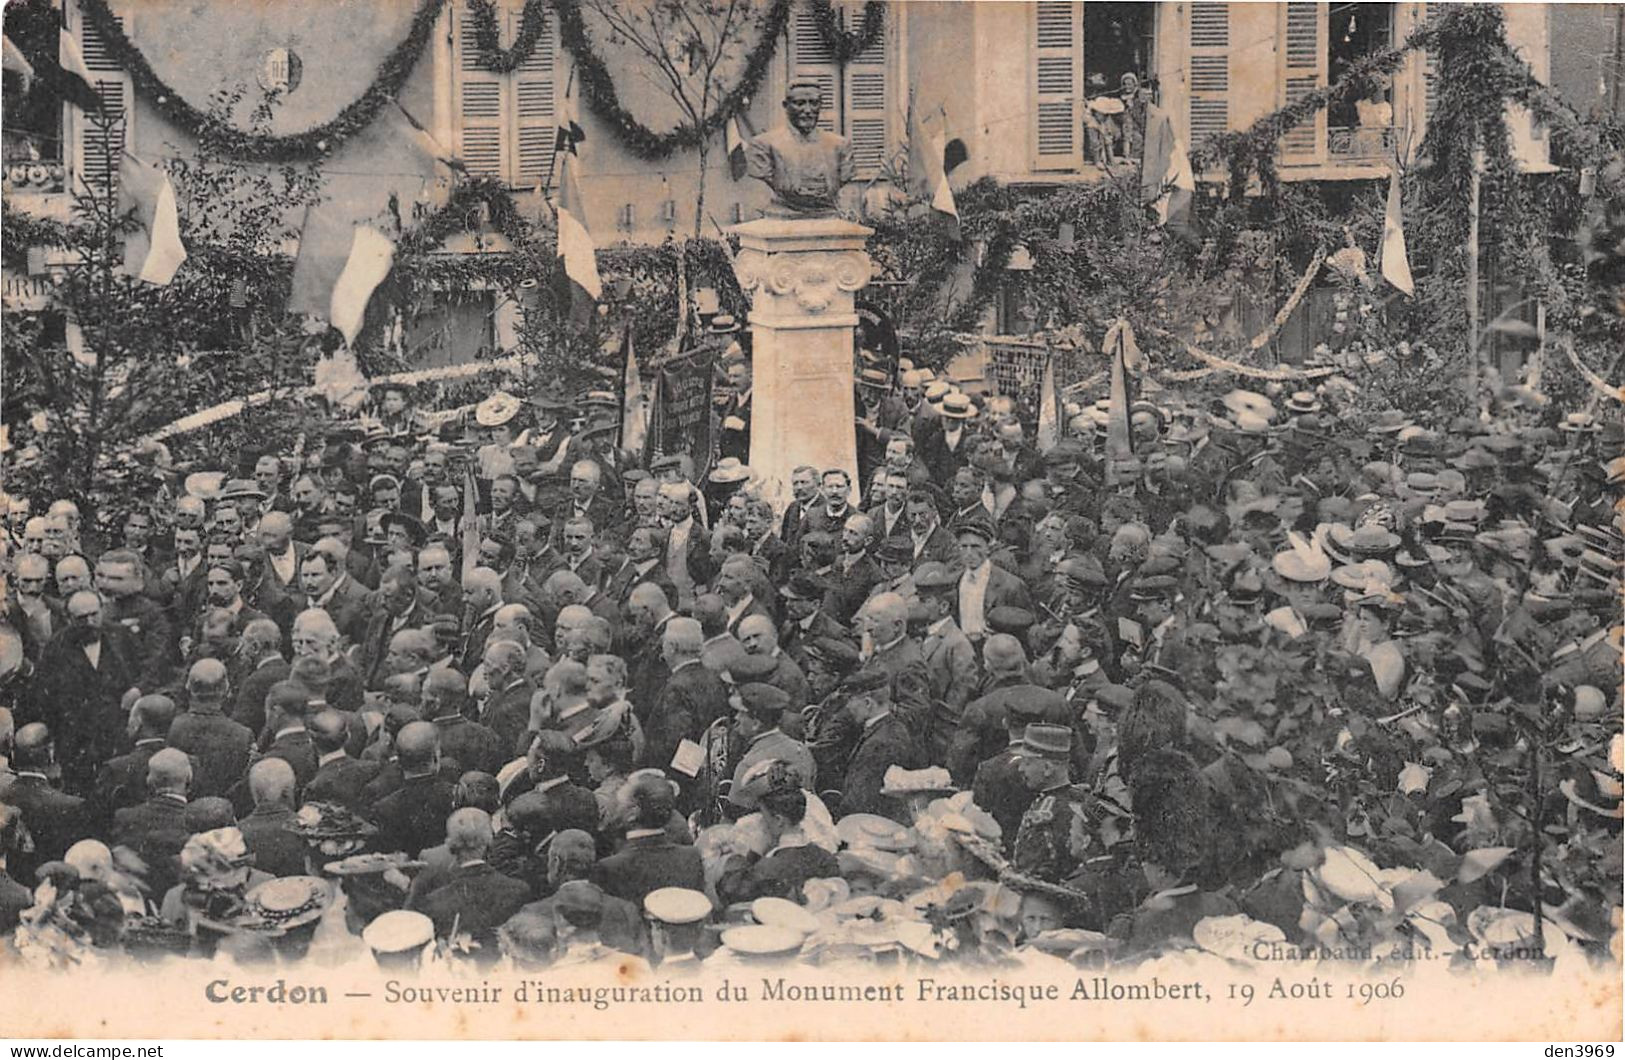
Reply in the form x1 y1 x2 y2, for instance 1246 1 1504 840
784 81 824 136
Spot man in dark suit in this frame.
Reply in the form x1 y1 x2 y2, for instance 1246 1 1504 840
93 693 180 824
111 747 193 896
258 683 319 796
475 642 534 756
414 808 530 960
973 699 1056 853
905 490 958 568
237 757 308 877
592 774 703 905
255 511 310 596
778 466 821 556
737 615 812 710
196 559 272 643
778 573 848 672
96 549 178 695
855 591 933 736
167 658 255 799
836 670 921 823
641 618 727 785
357 565 426 688
602 527 676 617
423 667 504 777
823 514 884 626
160 527 210 635
295 550 368 647
458 568 505 676
551 460 620 553
715 555 772 637
371 721 456 857
30 590 141 795
232 618 289 737
915 394 977 485
414 544 463 619
304 709 379 810
4 724 90 886
953 515 1034 645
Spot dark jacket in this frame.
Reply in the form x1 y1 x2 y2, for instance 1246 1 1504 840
112 792 190 894
864 636 934 738
105 592 179 693
233 656 290 736
371 773 457 857
416 861 531 958
92 738 167 823
167 709 255 799
238 803 310 877
839 713 920 822
823 554 883 626
642 659 729 775
304 752 380 811
432 714 505 778
3 772 89 886
973 746 1035 854
30 626 141 792
592 832 705 906
261 727 319 795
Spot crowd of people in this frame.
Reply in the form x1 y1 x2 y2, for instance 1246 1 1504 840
0 341 1619 973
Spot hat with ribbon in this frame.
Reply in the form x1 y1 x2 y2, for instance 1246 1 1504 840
475 391 522 427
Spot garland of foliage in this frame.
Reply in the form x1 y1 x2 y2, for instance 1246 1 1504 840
1191 20 1436 195
809 0 885 65
74 0 443 162
466 0 548 73
551 0 791 161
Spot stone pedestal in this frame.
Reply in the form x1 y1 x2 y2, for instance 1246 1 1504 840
730 216 873 509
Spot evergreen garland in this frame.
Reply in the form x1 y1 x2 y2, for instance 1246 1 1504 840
466 0 548 73
809 0 885 65
75 0 444 162
551 0 791 161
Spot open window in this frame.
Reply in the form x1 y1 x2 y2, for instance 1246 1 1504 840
2 0 68 195
1033 1 1160 172
1327 2 1397 160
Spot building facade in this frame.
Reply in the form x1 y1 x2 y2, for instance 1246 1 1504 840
3 0 1559 355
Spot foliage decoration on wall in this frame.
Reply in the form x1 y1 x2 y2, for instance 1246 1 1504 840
74 0 445 162
550 0 790 161
466 0 549 73
809 0 884 66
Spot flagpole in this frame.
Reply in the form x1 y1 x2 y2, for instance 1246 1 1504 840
542 66 578 198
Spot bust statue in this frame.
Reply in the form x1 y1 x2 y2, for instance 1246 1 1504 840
744 81 855 216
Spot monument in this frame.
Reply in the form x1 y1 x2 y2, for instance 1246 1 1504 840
731 82 872 508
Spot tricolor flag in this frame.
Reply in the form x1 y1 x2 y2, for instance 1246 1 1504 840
57 28 101 111
908 103 965 235
551 150 600 329
1036 353 1061 454
1380 166 1414 296
289 103 451 334
726 107 754 181
328 226 396 346
117 154 187 285
1103 319 1139 482
619 323 649 454
1140 104 1196 240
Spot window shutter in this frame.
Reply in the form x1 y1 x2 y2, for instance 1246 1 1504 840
1420 3 1439 129
511 6 556 188
1280 2 1326 163
1032 1 1081 171
75 10 132 194
454 6 507 181
843 5 888 176
788 2 838 134
1186 2 1229 151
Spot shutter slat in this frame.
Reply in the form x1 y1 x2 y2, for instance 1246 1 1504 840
80 15 124 71
841 4 887 177
1279 3 1325 163
1032 1 1080 170
512 7 555 185
1187 3 1229 151
82 80 127 191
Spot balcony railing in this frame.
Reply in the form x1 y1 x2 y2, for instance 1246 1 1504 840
1328 124 1402 162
